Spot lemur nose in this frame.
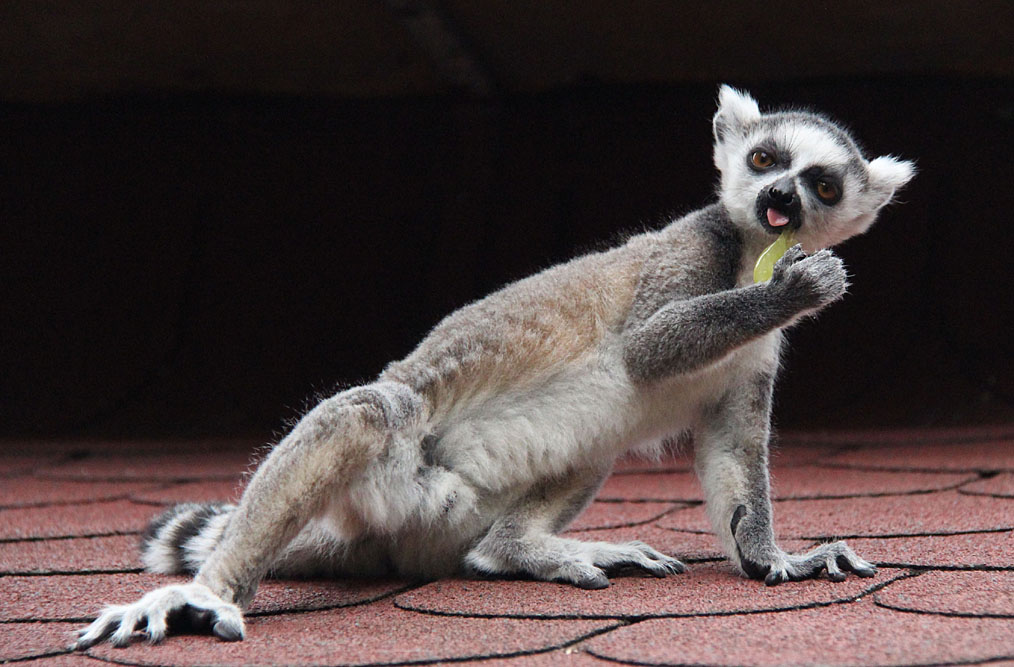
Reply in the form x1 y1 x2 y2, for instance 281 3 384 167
768 184 796 206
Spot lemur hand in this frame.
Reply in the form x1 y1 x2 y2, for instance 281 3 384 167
770 245 848 313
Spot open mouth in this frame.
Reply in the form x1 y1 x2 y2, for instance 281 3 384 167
766 208 791 227
756 202 802 233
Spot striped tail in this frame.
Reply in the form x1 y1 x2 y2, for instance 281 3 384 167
140 503 236 575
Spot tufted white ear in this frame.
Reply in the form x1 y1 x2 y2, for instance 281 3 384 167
713 85 761 143
867 155 916 207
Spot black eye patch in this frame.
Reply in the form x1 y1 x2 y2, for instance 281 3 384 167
801 167 843 206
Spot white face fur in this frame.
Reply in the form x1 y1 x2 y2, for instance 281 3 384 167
712 85 915 251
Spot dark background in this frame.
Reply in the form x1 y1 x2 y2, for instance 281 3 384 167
2 2 1012 441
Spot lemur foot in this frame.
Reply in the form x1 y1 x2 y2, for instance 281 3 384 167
73 582 245 649
598 540 687 577
552 540 687 589
467 537 685 590
745 541 877 587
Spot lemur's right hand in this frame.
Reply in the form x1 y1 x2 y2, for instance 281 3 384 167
770 244 848 313
73 582 245 649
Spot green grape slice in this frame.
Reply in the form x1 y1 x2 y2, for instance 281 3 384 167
753 229 797 283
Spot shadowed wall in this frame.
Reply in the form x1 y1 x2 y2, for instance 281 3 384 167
2 4 1012 439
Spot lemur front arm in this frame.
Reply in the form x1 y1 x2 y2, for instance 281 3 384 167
622 281 791 382
622 245 842 382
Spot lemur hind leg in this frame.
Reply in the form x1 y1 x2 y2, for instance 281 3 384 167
694 371 876 585
75 381 426 648
464 468 685 590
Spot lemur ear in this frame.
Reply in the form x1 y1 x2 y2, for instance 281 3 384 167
713 85 761 143
867 156 916 207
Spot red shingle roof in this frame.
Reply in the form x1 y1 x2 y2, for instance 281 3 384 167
2 429 1012 665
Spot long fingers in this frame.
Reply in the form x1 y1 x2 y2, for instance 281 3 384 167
73 582 246 649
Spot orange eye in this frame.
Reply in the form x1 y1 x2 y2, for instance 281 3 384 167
750 150 775 170
816 179 839 202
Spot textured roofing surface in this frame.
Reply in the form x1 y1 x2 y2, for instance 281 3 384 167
2 428 1012 666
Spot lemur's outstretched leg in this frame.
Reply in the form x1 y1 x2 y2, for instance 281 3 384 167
693 371 876 585
464 468 685 589
75 381 426 648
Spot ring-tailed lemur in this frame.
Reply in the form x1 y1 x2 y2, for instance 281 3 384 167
76 86 914 648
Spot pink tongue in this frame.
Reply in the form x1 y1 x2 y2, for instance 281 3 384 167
766 208 790 227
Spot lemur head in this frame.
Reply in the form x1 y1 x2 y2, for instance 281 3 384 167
712 85 915 251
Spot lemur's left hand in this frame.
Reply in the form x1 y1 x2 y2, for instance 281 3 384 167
770 245 848 313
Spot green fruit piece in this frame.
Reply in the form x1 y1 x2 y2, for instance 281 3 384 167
753 229 797 283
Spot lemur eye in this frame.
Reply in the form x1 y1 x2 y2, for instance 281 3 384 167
816 179 840 203
750 150 776 170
